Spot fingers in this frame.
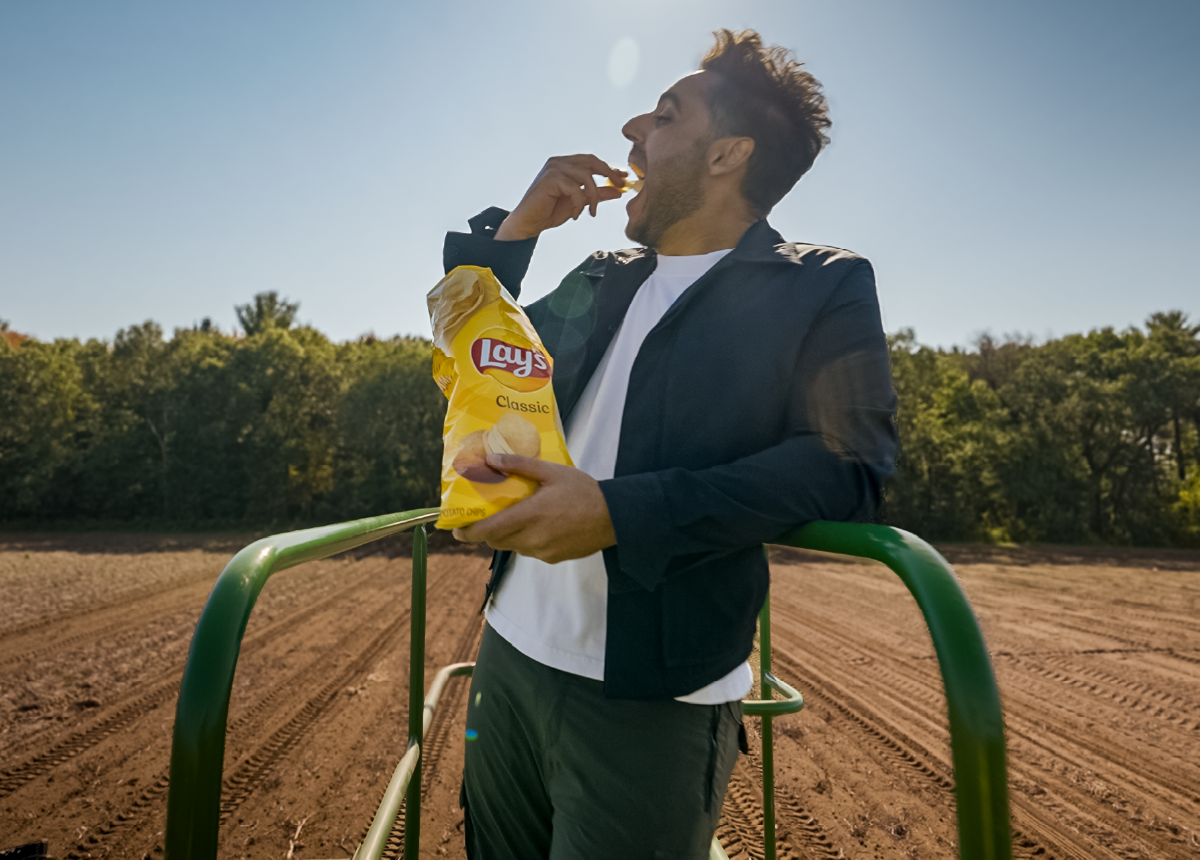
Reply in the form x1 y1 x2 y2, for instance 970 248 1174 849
486 454 562 482
548 154 622 182
547 174 586 222
581 172 600 218
555 169 597 220
596 185 624 204
545 155 624 218
455 502 534 546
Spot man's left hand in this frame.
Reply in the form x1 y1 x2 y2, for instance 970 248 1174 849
452 455 616 563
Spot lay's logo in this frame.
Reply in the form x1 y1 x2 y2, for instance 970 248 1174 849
470 333 551 392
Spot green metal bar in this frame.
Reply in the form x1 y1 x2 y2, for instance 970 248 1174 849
164 508 439 860
708 836 731 860
355 663 475 860
356 742 421 860
776 522 1011 860
759 595 777 860
422 662 476 736
740 673 804 717
404 525 427 860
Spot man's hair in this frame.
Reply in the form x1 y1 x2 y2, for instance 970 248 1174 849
700 29 831 217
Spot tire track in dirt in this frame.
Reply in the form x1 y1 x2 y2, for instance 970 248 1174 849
0 598 199 672
1054 621 1158 651
1108 604 1200 636
764 644 1079 860
771 589 1197 859
0 562 385 796
60 563 448 859
0 567 217 647
917 646 1200 659
0 562 383 770
768 637 1173 860
715 760 778 860
375 610 483 860
214 562 466 820
1000 652 1200 731
217 605 415 821
715 757 842 860
774 596 1200 829
745 755 842 860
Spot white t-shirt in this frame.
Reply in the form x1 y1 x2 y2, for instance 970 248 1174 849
486 248 754 705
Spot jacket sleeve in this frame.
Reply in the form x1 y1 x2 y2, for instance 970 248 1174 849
442 207 538 300
597 260 898 592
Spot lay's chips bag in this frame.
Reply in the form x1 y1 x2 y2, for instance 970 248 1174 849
428 266 572 530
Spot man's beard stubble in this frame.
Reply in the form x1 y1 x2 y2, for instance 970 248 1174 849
625 138 710 250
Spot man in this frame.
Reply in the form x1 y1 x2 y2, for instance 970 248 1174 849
442 29 897 860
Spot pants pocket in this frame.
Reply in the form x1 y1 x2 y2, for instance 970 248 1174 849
731 700 750 754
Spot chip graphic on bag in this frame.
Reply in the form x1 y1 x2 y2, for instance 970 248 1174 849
428 266 572 530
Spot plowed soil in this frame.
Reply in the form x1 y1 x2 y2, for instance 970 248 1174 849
1 535 1198 859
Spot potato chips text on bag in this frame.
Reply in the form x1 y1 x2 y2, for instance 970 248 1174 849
428 266 572 530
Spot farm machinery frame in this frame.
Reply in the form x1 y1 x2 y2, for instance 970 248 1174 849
163 509 1010 860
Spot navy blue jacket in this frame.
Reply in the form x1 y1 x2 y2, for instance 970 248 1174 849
443 207 898 699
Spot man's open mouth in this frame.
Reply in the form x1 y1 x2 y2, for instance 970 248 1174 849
607 162 645 195
628 160 646 193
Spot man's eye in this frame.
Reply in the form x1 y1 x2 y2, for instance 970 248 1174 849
654 114 672 125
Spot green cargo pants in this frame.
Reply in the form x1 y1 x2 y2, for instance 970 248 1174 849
461 624 746 860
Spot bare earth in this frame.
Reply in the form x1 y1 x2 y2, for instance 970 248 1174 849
1 535 1197 859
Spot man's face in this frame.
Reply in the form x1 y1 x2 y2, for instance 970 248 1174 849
621 71 717 249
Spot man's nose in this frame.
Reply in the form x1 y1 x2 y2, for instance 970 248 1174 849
622 112 651 144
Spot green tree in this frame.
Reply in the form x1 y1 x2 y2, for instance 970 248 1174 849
1144 311 1200 480
330 336 446 518
235 291 299 336
0 338 94 519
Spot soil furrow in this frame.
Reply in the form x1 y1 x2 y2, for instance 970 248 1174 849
0 567 217 646
783 604 1200 832
6 541 1197 858
0 563 384 790
58 564 438 859
771 629 1177 860
214 569 453 821
766 645 1079 860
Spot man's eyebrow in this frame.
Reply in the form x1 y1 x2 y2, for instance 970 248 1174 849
655 91 682 111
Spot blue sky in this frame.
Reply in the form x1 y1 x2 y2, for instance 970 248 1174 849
2 0 1197 348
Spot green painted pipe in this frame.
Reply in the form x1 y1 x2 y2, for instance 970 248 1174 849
356 742 421 860
740 672 803 717
759 595 777 860
163 509 439 860
404 525 427 860
355 663 475 860
776 522 1011 860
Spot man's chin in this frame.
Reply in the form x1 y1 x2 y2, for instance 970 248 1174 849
624 195 650 246
623 217 641 245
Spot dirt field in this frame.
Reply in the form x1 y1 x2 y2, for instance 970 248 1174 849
1 534 1198 859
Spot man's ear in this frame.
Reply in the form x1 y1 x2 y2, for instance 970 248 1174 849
708 137 754 176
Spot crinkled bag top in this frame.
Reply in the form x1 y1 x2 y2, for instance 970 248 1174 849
428 266 572 530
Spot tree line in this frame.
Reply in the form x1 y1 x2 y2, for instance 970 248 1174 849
2 297 1198 546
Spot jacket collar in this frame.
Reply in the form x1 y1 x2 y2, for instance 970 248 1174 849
583 219 792 279
726 218 795 264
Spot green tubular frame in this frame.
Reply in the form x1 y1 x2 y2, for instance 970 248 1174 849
165 515 1009 860
164 509 438 860
772 522 1011 860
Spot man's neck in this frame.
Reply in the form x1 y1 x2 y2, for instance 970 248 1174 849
653 202 757 256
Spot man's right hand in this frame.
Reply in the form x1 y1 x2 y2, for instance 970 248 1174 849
495 155 627 242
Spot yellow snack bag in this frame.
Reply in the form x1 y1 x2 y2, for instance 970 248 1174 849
428 266 572 530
